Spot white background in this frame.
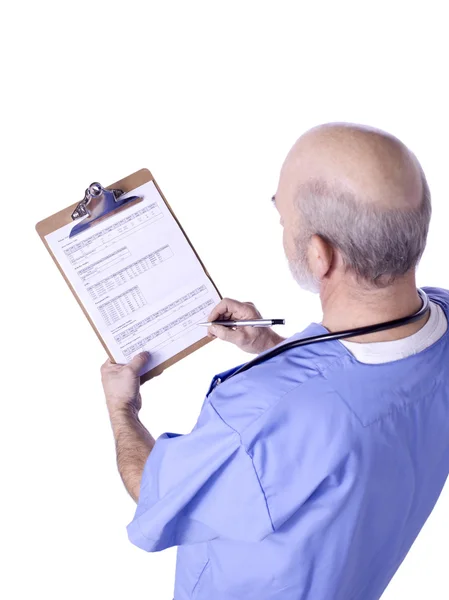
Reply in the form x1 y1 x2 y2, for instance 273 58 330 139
2 1 449 599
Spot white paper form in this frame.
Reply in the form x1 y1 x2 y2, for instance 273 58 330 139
45 181 221 372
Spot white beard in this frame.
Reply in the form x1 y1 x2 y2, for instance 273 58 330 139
288 258 321 293
287 234 321 293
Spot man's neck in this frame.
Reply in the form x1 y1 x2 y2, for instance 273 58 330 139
320 277 430 343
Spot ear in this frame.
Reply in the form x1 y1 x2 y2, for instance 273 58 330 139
308 234 333 279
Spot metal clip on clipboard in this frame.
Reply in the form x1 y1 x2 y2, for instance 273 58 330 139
69 182 142 238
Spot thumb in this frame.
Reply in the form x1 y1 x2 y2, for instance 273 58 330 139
129 351 150 373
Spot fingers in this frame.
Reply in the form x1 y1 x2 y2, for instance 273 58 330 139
209 324 245 345
207 297 259 322
102 352 148 372
128 351 150 373
208 298 237 321
100 357 117 374
101 358 113 369
101 351 150 377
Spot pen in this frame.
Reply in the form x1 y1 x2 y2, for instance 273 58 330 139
199 319 285 327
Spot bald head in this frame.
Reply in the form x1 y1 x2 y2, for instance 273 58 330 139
283 123 423 210
275 123 431 290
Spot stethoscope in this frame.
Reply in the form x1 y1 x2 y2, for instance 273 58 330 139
228 289 430 379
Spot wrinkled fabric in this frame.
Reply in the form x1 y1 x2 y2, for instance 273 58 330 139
127 287 449 600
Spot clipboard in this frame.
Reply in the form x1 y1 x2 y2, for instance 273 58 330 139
35 168 222 383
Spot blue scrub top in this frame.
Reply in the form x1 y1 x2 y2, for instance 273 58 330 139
127 287 449 600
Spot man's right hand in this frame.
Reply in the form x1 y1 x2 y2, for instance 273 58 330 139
207 298 285 354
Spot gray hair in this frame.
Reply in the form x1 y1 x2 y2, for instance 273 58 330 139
296 173 432 288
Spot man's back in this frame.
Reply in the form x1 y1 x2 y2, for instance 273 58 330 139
164 287 449 599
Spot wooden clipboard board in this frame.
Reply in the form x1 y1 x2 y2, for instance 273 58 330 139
35 168 221 383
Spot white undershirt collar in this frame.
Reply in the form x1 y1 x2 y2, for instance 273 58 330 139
339 301 447 364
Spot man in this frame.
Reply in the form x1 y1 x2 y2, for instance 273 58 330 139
101 123 449 600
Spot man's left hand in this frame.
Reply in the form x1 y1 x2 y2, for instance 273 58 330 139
101 352 150 416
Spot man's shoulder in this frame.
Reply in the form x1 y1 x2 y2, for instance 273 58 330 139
209 330 353 437
423 286 449 309
207 286 449 436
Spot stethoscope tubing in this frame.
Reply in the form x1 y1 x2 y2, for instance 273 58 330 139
228 289 430 379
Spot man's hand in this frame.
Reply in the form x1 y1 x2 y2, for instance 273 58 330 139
101 351 150 416
101 351 155 503
207 298 285 354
